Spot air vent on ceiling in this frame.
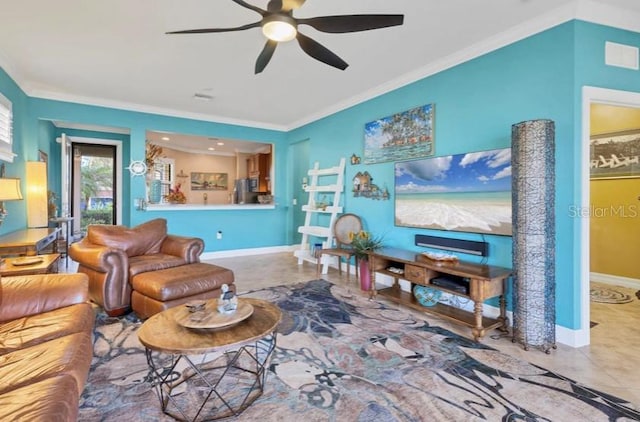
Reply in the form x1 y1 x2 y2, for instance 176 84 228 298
193 93 214 101
605 41 639 70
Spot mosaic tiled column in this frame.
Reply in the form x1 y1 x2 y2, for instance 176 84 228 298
511 119 556 353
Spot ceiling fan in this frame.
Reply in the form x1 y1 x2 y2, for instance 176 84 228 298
166 0 404 74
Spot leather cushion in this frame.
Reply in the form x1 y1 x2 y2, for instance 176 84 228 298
131 263 234 301
128 253 187 278
0 375 79 422
0 332 93 395
87 218 167 257
0 303 94 356
132 284 236 319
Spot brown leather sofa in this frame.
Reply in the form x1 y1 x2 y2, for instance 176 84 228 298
69 218 205 316
0 273 94 421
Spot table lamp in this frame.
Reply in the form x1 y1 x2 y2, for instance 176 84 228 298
26 161 48 228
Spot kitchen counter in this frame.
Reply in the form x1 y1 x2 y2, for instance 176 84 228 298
145 203 275 211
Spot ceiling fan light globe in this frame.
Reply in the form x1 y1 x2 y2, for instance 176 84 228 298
262 16 297 42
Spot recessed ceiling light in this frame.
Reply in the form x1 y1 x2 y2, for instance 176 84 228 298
208 147 215 151
217 142 225 146
161 136 170 141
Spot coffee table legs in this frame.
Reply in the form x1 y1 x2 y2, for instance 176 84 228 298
144 333 278 421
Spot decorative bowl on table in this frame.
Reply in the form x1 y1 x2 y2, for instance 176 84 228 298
413 285 442 307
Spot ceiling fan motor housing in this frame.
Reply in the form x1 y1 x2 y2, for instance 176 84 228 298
262 14 298 42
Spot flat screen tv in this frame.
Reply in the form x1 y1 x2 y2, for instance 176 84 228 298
394 147 512 236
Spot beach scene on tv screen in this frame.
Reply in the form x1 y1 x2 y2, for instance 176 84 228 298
395 148 512 236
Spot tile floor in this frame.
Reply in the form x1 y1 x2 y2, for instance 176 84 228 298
206 252 640 407
64 251 640 406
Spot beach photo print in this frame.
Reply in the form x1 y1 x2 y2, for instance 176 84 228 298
394 147 512 236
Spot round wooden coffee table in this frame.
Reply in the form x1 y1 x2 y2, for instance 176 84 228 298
138 298 282 421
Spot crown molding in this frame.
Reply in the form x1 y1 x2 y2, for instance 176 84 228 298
287 2 579 130
2 0 639 133
288 0 640 130
27 88 288 133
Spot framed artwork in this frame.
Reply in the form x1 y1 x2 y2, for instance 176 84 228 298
394 147 512 236
364 103 434 164
190 172 228 190
590 129 640 179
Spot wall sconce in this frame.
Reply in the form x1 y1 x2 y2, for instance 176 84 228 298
26 161 48 228
0 164 23 226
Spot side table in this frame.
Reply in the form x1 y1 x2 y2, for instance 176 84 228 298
0 253 61 276
138 298 282 421
49 217 75 267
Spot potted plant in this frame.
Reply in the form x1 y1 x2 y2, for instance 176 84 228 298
350 230 383 291
164 183 187 204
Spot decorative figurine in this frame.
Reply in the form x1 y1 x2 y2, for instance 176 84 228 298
217 284 238 314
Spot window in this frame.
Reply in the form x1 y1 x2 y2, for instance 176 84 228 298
152 158 175 203
0 92 15 162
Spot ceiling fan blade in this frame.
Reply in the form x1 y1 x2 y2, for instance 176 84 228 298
230 0 266 16
166 21 261 35
298 14 404 33
296 32 348 71
255 40 278 74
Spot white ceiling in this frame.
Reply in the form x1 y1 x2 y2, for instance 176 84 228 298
1 0 640 136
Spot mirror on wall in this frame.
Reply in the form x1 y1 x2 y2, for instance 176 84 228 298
145 131 273 205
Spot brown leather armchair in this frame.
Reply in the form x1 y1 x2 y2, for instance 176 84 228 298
69 218 204 316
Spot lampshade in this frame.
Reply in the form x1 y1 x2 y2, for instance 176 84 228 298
262 15 297 42
0 178 23 201
26 161 48 228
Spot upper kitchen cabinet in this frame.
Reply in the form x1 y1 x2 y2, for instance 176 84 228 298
247 152 271 193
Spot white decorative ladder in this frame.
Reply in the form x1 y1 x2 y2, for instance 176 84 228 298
294 158 346 274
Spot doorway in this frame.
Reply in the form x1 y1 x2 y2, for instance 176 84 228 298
64 133 122 233
580 87 640 346
290 139 310 245
70 141 120 233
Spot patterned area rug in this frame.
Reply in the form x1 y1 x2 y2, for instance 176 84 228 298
79 280 640 421
590 284 634 304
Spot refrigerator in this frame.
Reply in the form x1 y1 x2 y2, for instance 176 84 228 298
233 178 258 204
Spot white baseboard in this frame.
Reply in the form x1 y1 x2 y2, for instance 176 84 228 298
590 272 640 289
201 245 297 260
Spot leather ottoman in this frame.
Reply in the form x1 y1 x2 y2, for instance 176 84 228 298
130 262 235 319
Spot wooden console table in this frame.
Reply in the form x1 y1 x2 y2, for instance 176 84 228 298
0 228 60 256
369 247 512 341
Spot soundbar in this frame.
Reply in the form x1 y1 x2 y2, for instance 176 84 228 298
415 234 488 257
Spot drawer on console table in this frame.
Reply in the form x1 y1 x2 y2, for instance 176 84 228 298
404 265 426 283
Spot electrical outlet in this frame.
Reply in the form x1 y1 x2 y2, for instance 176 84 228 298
216 231 222 240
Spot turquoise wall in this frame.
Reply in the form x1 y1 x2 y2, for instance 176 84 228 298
288 22 576 325
0 67 30 233
1 20 639 331
1 94 289 249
